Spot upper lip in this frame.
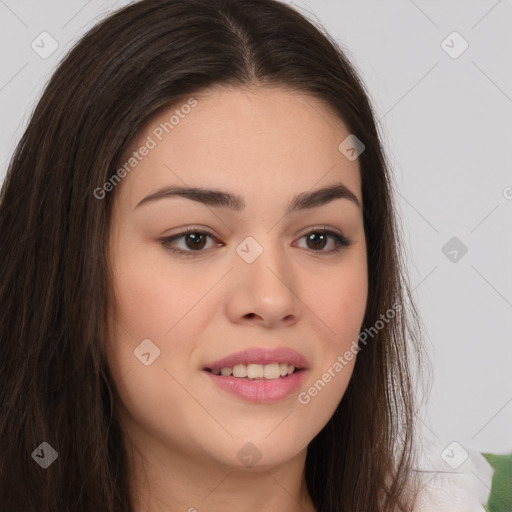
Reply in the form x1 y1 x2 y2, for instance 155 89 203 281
203 347 309 371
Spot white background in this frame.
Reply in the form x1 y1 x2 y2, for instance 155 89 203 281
1 0 511 454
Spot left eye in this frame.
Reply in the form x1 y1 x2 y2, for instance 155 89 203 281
294 230 351 253
160 228 351 257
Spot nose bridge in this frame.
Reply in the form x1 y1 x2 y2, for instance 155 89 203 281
228 232 300 324
236 232 289 285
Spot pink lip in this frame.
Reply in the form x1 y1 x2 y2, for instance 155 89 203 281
203 369 307 403
203 347 309 371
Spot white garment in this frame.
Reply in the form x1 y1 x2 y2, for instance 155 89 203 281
412 428 494 511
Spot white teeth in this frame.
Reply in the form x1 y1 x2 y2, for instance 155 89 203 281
263 363 280 379
233 364 247 378
247 364 263 379
211 363 297 380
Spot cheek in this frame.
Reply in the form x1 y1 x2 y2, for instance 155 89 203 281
306 253 368 348
105 245 211 438
299 250 367 408
110 242 210 339
295 258 367 427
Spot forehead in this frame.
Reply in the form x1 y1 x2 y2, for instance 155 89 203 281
115 85 362 211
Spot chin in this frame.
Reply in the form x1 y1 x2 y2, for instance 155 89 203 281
217 435 308 471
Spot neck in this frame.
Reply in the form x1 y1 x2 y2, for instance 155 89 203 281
123 422 317 512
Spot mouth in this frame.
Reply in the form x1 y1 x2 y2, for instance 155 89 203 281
201 347 309 403
204 362 303 380
202 365 307 403
202 346 309 379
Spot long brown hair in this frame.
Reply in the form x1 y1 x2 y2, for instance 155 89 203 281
0 0 424 510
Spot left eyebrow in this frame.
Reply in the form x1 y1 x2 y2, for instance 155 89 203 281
287 183 361 212
135 182 361 212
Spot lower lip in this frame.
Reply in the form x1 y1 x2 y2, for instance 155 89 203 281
203 369 307 403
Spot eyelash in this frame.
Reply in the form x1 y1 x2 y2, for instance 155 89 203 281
160 227 352 258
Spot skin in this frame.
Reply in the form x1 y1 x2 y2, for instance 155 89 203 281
106 85 368 512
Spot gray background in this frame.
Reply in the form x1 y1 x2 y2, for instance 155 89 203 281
1 0 511 454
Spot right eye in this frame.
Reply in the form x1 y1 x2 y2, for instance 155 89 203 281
160 228 223 257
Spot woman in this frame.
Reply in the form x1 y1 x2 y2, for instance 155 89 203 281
0 0 500 510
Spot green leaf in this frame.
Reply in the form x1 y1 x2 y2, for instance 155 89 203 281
483 452 512 512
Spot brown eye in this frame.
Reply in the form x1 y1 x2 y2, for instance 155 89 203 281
161 229 220 256
305 232 328 250
183 232 207 250
295 229 351 254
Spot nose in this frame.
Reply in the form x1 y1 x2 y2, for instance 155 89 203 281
224 238 301 328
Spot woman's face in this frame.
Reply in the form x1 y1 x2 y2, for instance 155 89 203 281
107 85 367 472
